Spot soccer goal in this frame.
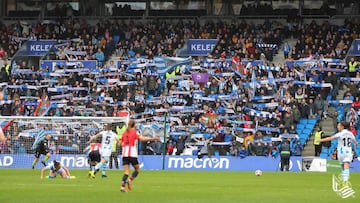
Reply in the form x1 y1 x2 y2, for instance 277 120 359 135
0 116 129 155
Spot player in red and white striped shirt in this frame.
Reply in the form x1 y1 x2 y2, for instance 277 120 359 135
120 119 160 192
83 140 101 174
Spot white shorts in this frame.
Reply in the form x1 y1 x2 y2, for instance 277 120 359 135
100 148 111 157
337 147 353 164
101 150 111 162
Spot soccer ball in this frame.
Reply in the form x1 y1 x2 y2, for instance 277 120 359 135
255 170 262 176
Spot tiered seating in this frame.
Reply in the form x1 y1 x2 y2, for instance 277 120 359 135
296 118 319 147
319 137 343 158
320 148 330 158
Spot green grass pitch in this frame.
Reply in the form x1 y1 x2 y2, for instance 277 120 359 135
0 169 358 203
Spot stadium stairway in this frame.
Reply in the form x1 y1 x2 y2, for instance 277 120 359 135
272 38 297 65
301 85 348 157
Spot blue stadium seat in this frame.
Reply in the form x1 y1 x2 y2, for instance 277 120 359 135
307 119 317 125
330 145 337 153
302 129 312 136
296 129 302 135
299 119 307 125
300 138 306 146
322 148 329 154
299 133 308 140
305 123 315 130
320 153 328 158
296 124 305 130
214 151 220 157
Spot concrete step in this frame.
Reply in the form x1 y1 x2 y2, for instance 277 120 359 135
302 135 315 156
302 151 315 157
321 125 334 131
321 125 334 129
302 83 345 156
320 115 336 136
321 119 334 125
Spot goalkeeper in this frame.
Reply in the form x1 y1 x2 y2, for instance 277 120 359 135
31 133 52 169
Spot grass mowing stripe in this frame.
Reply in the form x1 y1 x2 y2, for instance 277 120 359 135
0 169 358 203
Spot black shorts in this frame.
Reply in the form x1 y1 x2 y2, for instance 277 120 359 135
88 151 101 163
122 157 139 166
34 149 49 158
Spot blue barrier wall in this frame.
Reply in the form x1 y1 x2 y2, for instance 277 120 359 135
2 154 360 172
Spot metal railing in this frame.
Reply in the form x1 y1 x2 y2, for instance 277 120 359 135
2 14 360 23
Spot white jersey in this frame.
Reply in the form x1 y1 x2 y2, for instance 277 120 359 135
45 162 65 174
99 130 118 157
334 129 356 163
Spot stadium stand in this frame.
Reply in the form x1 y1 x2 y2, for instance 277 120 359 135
0 1 359 160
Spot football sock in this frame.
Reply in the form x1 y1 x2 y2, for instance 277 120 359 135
121 174 129 187
94 162 101 171
342 169 350 182
101 164 106 175
130 171 139 181
42 156 49 163
32 160 37 167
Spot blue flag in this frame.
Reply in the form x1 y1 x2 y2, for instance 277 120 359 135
268 70 277 90
251 70 257 98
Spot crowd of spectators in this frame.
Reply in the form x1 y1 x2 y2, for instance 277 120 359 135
0 17 359 158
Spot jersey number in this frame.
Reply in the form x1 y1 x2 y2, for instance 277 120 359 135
105 136 111 144
342 138 352 147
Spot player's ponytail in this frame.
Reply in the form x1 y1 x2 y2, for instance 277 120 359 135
53 160 60 168
340 121 350 130
127 119 135 131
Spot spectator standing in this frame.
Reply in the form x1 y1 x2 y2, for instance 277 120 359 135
238 145 248 158
282 41 291 59
348 57 358 77
279 139 291 171
293 141 302 156
95 48 105 67
175 135 186 155
313 126 323 156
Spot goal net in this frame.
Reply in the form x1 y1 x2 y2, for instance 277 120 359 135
0 116 129 156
